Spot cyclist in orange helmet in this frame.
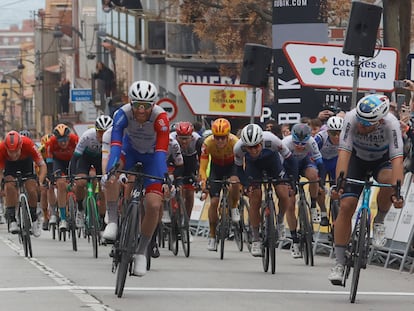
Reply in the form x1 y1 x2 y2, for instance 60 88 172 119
199 118 241 251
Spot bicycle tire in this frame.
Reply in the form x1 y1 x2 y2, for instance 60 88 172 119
115 201 139 298
177 195 190 257
170 211 179 256
87 196 99 258
234 197 245 252
329 199 340 243
261 205 269 272
219 196 228 260
268 202 277 274
299 201 313 266
20 195 32 257
68 195 77 252
350 208 368 303
51 223 56 240
241 198 252 253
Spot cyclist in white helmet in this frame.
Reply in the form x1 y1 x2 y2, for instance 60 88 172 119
234 123 298 257
104 80 169 277
328 94 404 285
314 115 344 226
70 115 113 229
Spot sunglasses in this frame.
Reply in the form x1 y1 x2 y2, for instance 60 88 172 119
246 143 261 150
328 130 341 137
214 135 227 141
131 101 153 110
293 141 307 146
357 116 378 127
177 136 191 140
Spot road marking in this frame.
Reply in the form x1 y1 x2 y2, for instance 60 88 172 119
0 236 115 311
0 285 413 297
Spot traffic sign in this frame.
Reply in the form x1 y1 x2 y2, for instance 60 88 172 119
179 83 263 117
283 41 399 92
70 88 93 102
156 98 178 121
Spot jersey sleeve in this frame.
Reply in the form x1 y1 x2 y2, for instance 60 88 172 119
154 112 170 153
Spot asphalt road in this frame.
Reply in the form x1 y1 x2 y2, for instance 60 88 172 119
0 226 413 311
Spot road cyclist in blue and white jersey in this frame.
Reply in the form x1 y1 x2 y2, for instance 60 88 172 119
328 94 405 285
103 80 170 277
234 124 298 257
282 123 325 258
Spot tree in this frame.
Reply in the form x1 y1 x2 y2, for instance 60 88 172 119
167 0 411 79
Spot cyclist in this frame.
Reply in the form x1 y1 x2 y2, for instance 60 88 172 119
0 131 46 237
170 121 203 218
70 115 113 231
282 123 325 258
314 116 344 226
46 124 79 232
328 94 404 285
38 134 55 230
234 124 298 257
104 80 169 277
199 118 241 251
19 130 33 140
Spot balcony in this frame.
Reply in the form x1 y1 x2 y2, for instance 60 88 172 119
165 23 237 68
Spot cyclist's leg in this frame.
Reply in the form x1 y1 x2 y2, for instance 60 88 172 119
304 164 321 221
3 175 19 233
372 162 395 247
40 184 49 230
228 175 241 222
25 177 41 236
54 159 70 231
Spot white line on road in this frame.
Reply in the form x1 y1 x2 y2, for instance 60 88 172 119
0 236 115 311
0 285 413 297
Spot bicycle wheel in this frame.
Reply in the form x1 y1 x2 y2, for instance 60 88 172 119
350 208 368 303
299 201 313 266
170 210 179 256
87 196 99 258
329 198 340 243
241 198 252 252
268 203 277 274
115 202 139 298
261 207 269 272
219 197 228 260
68 195 77 252
19 195 32 257
177 196 190 258
234 197 245 252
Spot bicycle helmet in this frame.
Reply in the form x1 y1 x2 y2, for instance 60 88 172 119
53 123 70 141
326 116 344 131
4 130 23 151
291 123 311 143
211 118 231 136
241 124 263 146
356 94 390 123
128 80 158 103
19 129 33 139
176 122 193 136
169 122 177 133
41 134 52 145
95 115 113 131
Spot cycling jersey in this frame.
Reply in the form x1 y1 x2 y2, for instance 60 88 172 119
167 136 184 167
315 130 339 160
45 133 79 162
0 136 45 170
73 128 102 158
282 135 322 162
199 133 238 181
170 131 203 157
102 127 112 161
340 109 403 161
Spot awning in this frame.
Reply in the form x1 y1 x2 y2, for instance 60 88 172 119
44 64 61 73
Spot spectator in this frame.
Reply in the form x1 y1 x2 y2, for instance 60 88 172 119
57 78 70 114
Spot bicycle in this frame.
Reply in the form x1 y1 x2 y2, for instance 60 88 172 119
336 173 401 303
111 162 166 298
3 172 37 257
295 179 321 266
208 177 242 260
249 174 292 274
166 177 191 257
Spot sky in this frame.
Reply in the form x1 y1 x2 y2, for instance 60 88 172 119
0 0 45 29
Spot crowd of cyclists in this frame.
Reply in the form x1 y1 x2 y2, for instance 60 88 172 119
0 78 413 284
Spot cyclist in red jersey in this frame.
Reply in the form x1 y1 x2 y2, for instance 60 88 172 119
45 124 79 232
0 131 46 237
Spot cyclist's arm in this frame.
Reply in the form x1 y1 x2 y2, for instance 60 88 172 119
37 162 47 185
335 149 351 181
390 156 404 185
107 109 128 173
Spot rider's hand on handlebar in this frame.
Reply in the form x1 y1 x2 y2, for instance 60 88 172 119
391 194 404 209
330 185 342 200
